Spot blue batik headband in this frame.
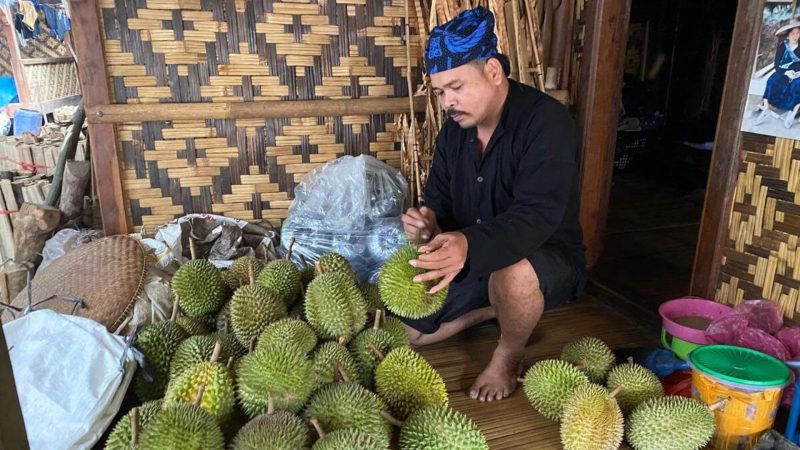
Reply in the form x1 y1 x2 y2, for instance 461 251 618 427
425 7 499 75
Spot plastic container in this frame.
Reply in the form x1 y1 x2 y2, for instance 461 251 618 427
13 108 42 137
659 297 734 359
688 345 794 450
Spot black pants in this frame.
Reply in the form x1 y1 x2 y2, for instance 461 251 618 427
398 245 589 334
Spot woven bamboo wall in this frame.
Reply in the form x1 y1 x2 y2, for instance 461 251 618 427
97 0 423 230
716 132 800 319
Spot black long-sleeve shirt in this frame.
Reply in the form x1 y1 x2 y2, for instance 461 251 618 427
774 40 800 74
424 79 586 281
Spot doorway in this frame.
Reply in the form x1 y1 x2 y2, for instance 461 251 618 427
589 0 739 316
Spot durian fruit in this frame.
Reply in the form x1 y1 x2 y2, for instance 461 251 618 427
303 382 392 444
257 259 301 306
374 347 448 419
606 359 664 415
305 272 367 343
521 359 590 421
350 311 407 387
165 342 236 422
174 316 210 336
309 423 390 450
173 258 227 319
237 344 315 416
298 254 316 287
138 397 225 450
626 396 716 450
210 331 248 358
170 335 237 379
231 393 311 450
559 384 624 450
316 252 357 281
215 301 232 333
288 301 306 321
381 316 411 347
257 318 318 355
359 283 384 313
219 270 240 291
104 400 163 450
378 245 448 319
311 341 362 388
229 284 287 349
134 320 189 401
560 337 616 383
399 406 489 450
229 256 265 287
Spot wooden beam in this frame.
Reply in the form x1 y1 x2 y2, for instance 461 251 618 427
69 0 127 236
0 322 29 450
88 96 428 124
690 0 764 299
1 13 30 103
576 0 631 267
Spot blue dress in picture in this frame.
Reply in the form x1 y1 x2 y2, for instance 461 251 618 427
764 39 800 111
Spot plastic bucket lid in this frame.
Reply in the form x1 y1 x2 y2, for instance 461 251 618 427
688 345 793 388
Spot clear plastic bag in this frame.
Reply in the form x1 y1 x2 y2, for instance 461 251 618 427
735 299 784 335
777 327 800 360
733 326 791 361
705 313 751 345
280 155 410 283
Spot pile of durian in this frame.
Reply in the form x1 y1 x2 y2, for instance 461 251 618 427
520 336 719 450
105 243 486 450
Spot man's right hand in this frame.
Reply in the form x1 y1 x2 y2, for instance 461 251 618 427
402 206 439 244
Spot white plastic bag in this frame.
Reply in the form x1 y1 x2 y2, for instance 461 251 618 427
4 310 139 450
37 228 103 273
280 155 409 283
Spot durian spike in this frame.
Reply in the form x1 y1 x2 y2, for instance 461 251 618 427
609 385 625 398
315 261 324 275
170 300 179 321
267 392 275 415
130 407 140 446
373 309 382 330
249 260 255 285
226 356 234 370
333 362 350 383
369 343 385 361
380 410 404 427
310 417 326 439
210 340 222 363
189 238 197 260
709 397 730 411
338 336 346 346
287 237 296 261
194 385 206 407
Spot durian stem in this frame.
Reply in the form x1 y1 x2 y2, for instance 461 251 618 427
315 261 323 275
194 385 206 407
226 356 234 370
170 300 179 321
709 397 730 411
609 385 624 398
414 226 421 245
574 364 586 370
627 356 634 365
334 362 350 383
310 417 326 439
250 337 258 353
130 407 139 446
300 254 309 268
249 260 255 285
189 238 197 260
267 392 275 415
373 310 382 330
210 340 222 363
380 410 404 427
516 377 525 383
338 336 346 346
369 343 385 361
287 237 295 261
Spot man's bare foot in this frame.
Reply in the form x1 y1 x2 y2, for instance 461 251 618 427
469 346 523 402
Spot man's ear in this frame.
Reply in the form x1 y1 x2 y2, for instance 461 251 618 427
484 57 504 84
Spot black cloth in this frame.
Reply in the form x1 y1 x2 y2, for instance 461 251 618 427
774 41 800 75
400 79 588 334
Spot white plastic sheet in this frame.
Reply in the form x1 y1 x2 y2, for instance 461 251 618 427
4 310 139 450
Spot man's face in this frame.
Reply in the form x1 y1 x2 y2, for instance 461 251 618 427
430 61 497 129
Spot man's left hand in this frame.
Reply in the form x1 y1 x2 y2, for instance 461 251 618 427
409 232 468 294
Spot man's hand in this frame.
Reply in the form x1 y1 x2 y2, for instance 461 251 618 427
409 232 468 294
402 206 439 244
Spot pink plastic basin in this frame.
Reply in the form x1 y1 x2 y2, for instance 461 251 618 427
659 297 734 345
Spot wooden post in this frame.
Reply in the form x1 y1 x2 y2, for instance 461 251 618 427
0 11 30 103
690 0 763 299
13 203 61 266
69 0 127 235
0 318 29 450
576 0 631 267
59 160 91 220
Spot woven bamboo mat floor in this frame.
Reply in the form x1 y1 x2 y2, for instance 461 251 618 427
416 295 659 449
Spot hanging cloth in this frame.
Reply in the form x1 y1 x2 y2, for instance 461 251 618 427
18 0 37 30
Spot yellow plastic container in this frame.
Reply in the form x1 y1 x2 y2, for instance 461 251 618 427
688 345 793 450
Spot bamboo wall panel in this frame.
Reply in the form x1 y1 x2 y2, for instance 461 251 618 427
97 0 423 230
716 132 800 319
0 32 13 77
